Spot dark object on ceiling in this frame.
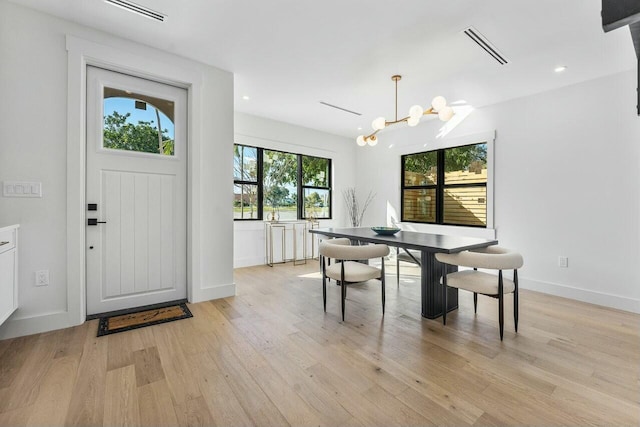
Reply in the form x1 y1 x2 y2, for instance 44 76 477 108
602 0 640 115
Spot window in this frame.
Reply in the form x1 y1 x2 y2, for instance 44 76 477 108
402 142 488 227
302 155 331 220
233 145 261 219
233 144 332 221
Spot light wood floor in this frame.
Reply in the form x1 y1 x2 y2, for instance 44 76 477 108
0 261 638 426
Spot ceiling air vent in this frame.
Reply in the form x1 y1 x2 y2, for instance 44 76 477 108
319 101 362 116
463 26 509 65
104 0 166 22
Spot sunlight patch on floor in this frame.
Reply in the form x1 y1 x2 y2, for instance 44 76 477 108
298 271 323 279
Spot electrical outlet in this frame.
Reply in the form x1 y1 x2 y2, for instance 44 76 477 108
35 270 49 286
558 256 568 268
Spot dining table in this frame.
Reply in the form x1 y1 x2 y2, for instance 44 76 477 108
309 227 498 319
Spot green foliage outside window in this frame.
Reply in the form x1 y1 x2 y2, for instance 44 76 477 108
233 144 332 220
263 151 297 218
444 144 487 173
104 111 174 155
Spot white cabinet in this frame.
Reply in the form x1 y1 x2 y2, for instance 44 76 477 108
0 225 19 326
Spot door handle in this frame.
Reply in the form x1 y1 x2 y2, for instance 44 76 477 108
87 219 107 226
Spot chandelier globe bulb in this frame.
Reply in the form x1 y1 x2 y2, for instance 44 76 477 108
407 116 420 127
372 117 386 131
438 106 455 121
409 105 424 120
431 96 447 112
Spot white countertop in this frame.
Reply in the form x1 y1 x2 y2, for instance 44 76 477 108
0 224 20 233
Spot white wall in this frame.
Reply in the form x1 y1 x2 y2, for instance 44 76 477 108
0 1 235 338
234 113 357 267
356 70 640 313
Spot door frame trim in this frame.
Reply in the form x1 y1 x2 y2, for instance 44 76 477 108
66 35 205 327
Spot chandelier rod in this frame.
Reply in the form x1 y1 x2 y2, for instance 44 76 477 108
394 75 399 122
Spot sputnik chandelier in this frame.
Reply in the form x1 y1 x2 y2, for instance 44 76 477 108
356 75 455 146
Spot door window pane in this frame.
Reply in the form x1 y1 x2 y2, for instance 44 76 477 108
263 150 297 220
404 152 438 186
234 184 259 219
443 186 487 226
103 87 175 156
304 188 330 219
403 189 436 222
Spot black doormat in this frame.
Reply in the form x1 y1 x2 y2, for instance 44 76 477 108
97 301 192 337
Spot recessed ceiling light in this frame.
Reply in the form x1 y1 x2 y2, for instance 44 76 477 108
554 66 567 73
357 127 362 131
242 95 250 100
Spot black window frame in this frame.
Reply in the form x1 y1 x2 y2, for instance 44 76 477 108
233 145 263 221
233 144 332 221
401 142 488 228
299 155 333 220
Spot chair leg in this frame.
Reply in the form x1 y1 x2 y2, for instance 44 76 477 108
514 269 519 333
322 257 327 312
473 292 478 313
381 257 386 315
396 247 400 287
442 269 447 325
498 270 504 340
472 267 478 314
341 261 346 321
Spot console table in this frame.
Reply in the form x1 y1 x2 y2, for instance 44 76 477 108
265 220 319 266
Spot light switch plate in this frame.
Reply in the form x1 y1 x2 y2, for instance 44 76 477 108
3 181 42 198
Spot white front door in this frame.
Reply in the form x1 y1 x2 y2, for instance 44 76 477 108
86 66 187 315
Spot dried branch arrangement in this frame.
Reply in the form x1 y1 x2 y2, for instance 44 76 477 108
342 188 375 227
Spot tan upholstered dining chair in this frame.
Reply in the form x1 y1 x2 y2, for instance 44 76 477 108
318 237 351 280
435 246 524 340
319 240 390 321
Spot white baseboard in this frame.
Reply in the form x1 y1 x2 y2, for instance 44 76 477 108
0 311 79 340
191 283 236 303
234 256 265 268
519 277 640 314
234 257 319 268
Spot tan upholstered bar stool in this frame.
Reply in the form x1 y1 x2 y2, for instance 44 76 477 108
435 246 523 340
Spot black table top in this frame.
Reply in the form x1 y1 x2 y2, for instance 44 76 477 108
309 227 497 253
